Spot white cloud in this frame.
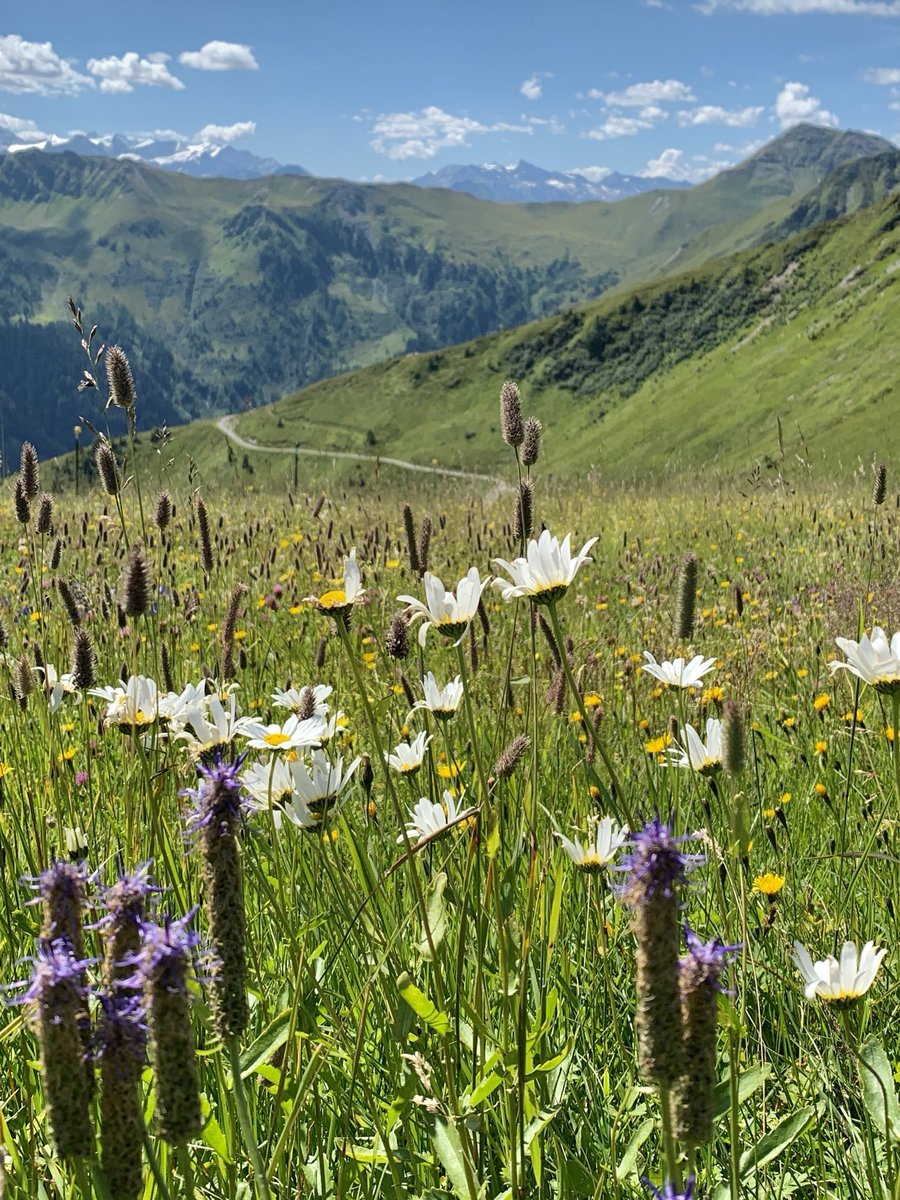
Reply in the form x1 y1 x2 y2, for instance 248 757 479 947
0 111 48 140
586 105 668 139
699 0 900 13
588 79 695 106
522 114 566 133
863 67 900 84
177 41 258 71
369 105 531 159
638 146 733 181
774 80 838 127
196 120 256 144
0 34 92 95
520 75 542 100
678 104 764 126
714 137 765 153
568 165 613 181
87 51 184 94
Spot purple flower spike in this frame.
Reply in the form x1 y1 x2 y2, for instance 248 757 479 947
682 925 740 992
9 937 96 1012
618 816 705 902
25 859 90 908
95 992 148 1063
642 1174 696 1200
181 747 249 837
124 912 200 994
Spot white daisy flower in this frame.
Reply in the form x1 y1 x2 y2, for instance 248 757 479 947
308 547 363 619
238 713 327 752
386 731 432 774
397 567 489 647
271 683 333 716
90 675 159 730
556 816 628 873
398 789 476 846
38 665 80 715
492 529 598 605
157 681 208 732
829 627 900 694
669 719 723 774
641 652 717 690
283 749 360 828
179 692 245 755
793 939 887 1003
412 672 464 720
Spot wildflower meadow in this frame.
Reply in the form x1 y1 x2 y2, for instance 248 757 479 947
0 328 898 1200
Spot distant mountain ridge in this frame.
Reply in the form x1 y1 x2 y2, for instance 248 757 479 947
0 123 896 462
411 159 691 203
0 129 310 181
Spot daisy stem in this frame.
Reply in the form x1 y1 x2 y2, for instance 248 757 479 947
891 693 900 813
546 601 631 827
334 617 480 1199
455 642 489 804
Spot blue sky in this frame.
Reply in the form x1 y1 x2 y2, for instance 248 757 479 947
4 0 900 182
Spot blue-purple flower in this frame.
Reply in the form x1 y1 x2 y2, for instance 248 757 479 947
642 1175 696 1200
681 925 740 991
181 747 249 837
618 816 705 903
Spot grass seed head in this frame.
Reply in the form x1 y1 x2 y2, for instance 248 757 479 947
71 628 97 691
105 346 137 415
521 416 542 467
873 463 887 506
19 441 39 499
95 443 120 497
122 546 150 618
13 478 30 525
500 379 524 447
36 494 54 536
722 701 745 776
675 553 698 643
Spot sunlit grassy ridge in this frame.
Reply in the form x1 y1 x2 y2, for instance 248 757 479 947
3 403 900 1196
229 188 900 481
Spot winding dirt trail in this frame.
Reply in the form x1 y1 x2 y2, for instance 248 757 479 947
215 415 509 503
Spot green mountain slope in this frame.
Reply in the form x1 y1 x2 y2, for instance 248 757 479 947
226 188 900 481
0 124 893 462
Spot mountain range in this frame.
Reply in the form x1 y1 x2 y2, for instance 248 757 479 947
0 129 311 181
0 127 689 198
410 160 691 203
0 123 896 463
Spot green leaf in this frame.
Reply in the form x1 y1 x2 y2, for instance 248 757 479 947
239 1008 292 1078
420 871 449 960
467 1070 503 1109
200 1094 232 1163
532 1037 574 1076
339 1140 390 1164
431 1113 480 1197
397 972 451 1035
524 1106 562 1186
739 1105 818 1177
615 1117 654 1182
860 1037 900 1141
714 1062 772 1119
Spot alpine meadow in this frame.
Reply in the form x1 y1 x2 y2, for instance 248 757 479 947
0 11 899 1200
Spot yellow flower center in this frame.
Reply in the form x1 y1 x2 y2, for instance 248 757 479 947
264 732 291 747
318 589 347 609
